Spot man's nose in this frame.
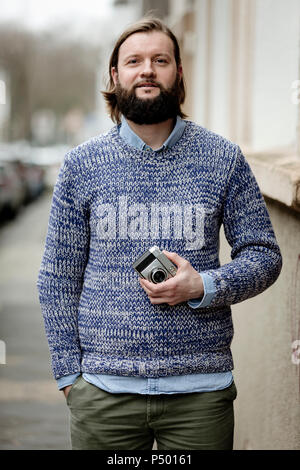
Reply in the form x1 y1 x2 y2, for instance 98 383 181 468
140 59 156 77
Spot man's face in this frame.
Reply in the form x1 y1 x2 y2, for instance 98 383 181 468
112 31 182 100
111 31 183 125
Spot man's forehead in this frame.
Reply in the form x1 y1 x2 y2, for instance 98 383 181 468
118 31 175 58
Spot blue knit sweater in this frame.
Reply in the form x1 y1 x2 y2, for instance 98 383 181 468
37 121 282 380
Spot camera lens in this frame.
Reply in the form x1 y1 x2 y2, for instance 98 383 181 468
151 268 167 284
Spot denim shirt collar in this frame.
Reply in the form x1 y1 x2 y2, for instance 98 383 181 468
119 116 186 152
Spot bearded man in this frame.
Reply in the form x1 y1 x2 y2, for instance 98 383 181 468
37 17 282 450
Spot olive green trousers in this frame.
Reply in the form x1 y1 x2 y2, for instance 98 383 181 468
67 375 237 450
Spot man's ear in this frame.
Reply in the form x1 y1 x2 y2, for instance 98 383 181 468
111 66 118 86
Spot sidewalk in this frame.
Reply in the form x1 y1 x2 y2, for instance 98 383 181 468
0 191 70 450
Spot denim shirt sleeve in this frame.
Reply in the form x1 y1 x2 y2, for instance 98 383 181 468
187 273 216 309
57 372 81 390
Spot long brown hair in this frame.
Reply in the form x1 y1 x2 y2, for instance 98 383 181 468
102 17 187 124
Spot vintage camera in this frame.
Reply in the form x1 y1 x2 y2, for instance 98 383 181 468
132 246 177 284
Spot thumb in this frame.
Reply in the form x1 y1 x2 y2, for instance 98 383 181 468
162 250 186 267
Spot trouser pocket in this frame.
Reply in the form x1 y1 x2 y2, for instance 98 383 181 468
66 375 82 407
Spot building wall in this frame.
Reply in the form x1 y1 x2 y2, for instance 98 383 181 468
0 66 10 141
167 0 300 449
219 200 300 449
192 0 300 152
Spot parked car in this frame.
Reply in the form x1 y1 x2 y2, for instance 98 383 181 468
10 159 45 204
0 160 26 220
27 145 67 188
0 142 47 222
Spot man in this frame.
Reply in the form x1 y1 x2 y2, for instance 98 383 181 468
37 17 282 450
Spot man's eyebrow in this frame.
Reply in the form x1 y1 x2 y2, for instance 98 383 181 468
153 53 172 59
122 52 172 61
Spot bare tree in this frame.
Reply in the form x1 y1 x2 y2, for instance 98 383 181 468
0 23 101 142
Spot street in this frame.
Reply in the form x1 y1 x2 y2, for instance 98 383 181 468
0 190 71 450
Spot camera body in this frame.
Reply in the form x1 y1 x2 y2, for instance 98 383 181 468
132 246 177 284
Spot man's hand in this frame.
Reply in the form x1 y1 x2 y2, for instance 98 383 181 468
62 385 72 399
139 250 204 306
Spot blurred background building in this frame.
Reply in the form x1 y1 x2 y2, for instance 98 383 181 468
0 0 299 450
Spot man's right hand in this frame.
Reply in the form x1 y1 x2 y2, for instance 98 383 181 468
63 385 72 399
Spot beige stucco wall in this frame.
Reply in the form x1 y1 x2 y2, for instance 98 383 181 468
219 199 300 449
168 0 300 449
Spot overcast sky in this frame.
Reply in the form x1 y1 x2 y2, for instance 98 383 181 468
0 0 141 45
0 0 114 28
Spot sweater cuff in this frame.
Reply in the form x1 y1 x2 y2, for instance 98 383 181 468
57 372 81 390
188 273 216 309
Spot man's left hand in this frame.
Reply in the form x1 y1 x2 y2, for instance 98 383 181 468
139 250 204 306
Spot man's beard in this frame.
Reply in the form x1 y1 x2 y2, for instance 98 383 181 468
115 75 182 125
